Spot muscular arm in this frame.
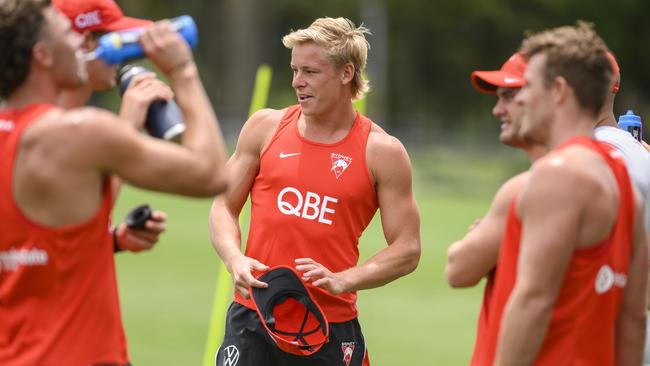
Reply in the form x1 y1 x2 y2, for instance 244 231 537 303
298 132 421 293
14 21 228 229
446 172 528 288
615 189 648 366
112 74 175 202
494 159 590 365
209 109 282 297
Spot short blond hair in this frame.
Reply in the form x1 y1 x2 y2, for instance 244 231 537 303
282 17 371 101
519 21 613 116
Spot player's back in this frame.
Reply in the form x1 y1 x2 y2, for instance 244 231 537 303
538 139 634 364
0 104 129 365
484 137 635 365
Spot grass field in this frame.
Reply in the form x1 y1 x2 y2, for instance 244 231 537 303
113 147 527 365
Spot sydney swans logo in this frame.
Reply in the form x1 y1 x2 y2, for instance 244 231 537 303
331 153 352 179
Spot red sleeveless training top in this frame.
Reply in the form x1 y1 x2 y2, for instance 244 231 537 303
482 136 635 365
235 105 379 322
469 272 495 366
0 104 128 365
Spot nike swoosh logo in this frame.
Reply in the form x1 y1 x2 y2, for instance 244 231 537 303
504 77 520 84
279 151 301 158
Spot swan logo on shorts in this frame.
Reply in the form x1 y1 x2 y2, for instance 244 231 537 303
341 342 356 366
331 153 352 179
222 345 239 366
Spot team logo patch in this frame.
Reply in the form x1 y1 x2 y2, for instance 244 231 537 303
341 341 356 366
594 264 627 294
222 345 240 366
330 153 352 179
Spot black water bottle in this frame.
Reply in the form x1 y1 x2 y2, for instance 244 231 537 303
118 64 186 142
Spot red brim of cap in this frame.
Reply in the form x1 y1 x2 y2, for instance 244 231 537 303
102 16 152 32
471 70 524 94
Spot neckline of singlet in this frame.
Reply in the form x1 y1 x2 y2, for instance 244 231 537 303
292 108 363 148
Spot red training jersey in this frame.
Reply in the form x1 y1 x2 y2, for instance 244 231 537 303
482 137 635 365
0 104 129 365
236 105 379 322
469 271 495 366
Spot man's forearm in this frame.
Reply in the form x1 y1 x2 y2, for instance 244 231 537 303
615 313 646 365
170 63 227 171
209 204 245 272
494 291 553 366
446 238 498 287
342 240 419 292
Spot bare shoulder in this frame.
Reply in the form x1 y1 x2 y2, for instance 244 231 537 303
529 146 601 182
520 146 605 208
367 122 409 162
23 106 121 151
366 122 412 184
492 171 530 209
237 108 288 154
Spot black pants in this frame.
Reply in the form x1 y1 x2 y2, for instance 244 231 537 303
215 303 369 366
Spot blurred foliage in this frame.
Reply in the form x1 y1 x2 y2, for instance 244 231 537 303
113 0 650 146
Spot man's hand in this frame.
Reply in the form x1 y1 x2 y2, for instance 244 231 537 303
295 258 348 295
140 20 194 77
228 255 269 299
115 210 167 252
119 73 174 130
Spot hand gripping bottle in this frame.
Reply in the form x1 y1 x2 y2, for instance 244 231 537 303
618 110 643 142
118 64 186 142
91 15 198 65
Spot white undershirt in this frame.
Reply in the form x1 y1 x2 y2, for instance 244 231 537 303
595 126 650 232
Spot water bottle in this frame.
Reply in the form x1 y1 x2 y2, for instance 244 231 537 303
91 15 198 66
118 64 186 142
618 110 643 142
125 204 153 230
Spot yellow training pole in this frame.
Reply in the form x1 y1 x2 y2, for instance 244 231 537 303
202 65 273 366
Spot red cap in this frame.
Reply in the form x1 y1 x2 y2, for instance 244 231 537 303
53 0 152 33
471 53 527 94
606 51 620 94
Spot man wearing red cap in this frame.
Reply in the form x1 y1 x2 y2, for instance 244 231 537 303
482 23 647 365
53 0 175 252
0 1 228 365
446 52 546 365
449 48 650 364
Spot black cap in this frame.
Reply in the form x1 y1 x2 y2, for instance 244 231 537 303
250 266 329 356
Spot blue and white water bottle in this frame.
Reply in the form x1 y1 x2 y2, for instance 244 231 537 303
92 15 198 66
618 110 643 142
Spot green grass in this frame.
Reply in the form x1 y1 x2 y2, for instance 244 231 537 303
113 148 527 365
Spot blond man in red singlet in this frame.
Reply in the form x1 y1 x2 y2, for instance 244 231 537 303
210 17 421 366
0 1 228 364
482 22 648 366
